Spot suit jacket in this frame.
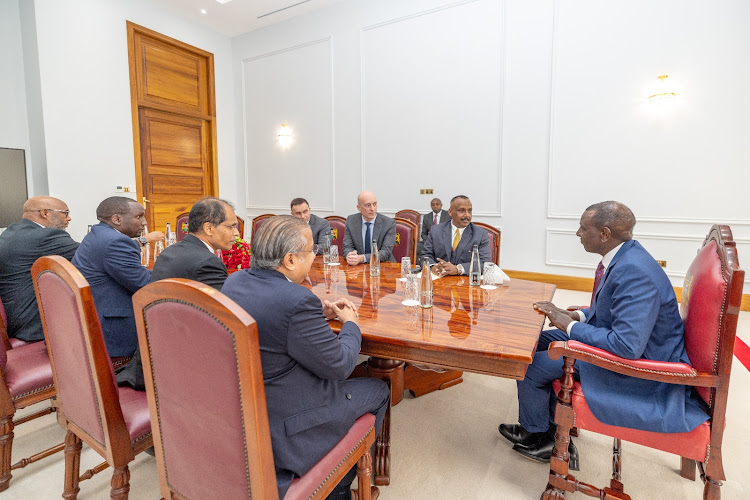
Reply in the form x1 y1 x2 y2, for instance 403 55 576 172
571 239 708 433
221 268 364 495
116 233 228 390
71 222 151 357
341 213 396 263
0 219 79 342
422 220 490 272
308 214 331 255
421 209 449 241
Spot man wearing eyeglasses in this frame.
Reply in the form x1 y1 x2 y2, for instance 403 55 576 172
222 215 389 500
0 196 79 343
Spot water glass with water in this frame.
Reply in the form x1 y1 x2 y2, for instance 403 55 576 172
482 262 497 289
402 273 420 306
328 245 339 264
400 257 411 280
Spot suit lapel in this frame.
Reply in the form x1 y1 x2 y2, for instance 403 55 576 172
441 223 453 260
588 240 633 320
452 224 473 264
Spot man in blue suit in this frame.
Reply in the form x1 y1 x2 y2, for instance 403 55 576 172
72 196 150 357
499 201 708 468
222 215 390 500
422 195 490 276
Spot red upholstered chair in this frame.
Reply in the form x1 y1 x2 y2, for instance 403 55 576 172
251 214 274 245
0 301 26 351
325 216 346 260
543 225 744 500
0 297 63 491
472 222 501 265
175 212 190 242
395 210 421 240
393 218 418 264
236 214 245 239
31 256 152 499
132 278 377 500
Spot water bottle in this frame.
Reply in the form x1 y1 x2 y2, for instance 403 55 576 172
420 256 433 308
469 244 481 286
165 223 176 247
370 239 380 277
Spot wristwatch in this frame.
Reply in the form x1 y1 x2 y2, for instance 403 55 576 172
137 236 148 246
456 264 465 275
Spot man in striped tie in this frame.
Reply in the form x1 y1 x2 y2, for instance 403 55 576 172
499 201 708 470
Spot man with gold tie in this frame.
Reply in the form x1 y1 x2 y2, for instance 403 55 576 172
421 195 490 276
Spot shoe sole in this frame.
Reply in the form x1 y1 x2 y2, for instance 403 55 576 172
513 447 580 471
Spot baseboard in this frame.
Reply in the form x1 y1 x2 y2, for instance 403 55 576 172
504 270 750 312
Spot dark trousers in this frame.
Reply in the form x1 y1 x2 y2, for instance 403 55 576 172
516 329 579 433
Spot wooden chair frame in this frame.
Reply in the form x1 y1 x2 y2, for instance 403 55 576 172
32 256 153 499
174 212 190 242
325 216 347 259
394 218 418 265
133 279 376 499
395 210 421 240
472 221 501 265
542 225 744 500
236 214 245 239
250 214 275 245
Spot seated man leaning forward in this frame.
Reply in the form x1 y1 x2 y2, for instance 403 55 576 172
221 215 390 500
499 201 708 470
0 196 78 343
342 190 396 266
116 196 239 390
72 196 150 357
290 197 331 255
422 195 490 276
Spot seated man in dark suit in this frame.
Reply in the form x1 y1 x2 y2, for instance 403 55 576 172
417 197 450 259
290 197 331 255
342 190 396 265
0 196 79 342
499 201 708 469
422 195 490 276
117 196 238 390
222 215 390 500
72 196 150 357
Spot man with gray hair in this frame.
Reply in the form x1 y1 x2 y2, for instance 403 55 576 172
222 215 389 500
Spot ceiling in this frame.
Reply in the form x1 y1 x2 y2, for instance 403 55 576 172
147 0 349 38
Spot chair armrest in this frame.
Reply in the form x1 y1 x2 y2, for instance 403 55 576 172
0 322 11 352
547 340 719 387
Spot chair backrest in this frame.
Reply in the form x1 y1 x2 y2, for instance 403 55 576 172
251 214 274 245
325 216 346 257
236 215 245 239
680 225 744 416
395 210 421 236
393 218 418 264
133 279 277 500
175 212 190 242
31 256 132 458
473 222 501 265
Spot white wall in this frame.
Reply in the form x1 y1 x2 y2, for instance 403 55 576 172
233 0 750 286
26 0 237 242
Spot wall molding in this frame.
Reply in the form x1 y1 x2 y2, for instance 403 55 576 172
241 36 336 212
359 0 505 216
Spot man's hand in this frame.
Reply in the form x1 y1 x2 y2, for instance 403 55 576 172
322 298 358 320
533 301 578 331
346 251 363 266
327 299 359 325
435 258 458 276
145 231 165 243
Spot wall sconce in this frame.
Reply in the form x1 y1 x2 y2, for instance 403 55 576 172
648 74 677 104
277 122 293 149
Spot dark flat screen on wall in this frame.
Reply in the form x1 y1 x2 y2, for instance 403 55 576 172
0 148 28 227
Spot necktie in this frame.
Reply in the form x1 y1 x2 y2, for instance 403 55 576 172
364 222 372 255
452 228 460 251
590 261 605 309
434 213 438 225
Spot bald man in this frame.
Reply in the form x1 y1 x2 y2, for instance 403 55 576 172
342 191 396 265
0 196 79 342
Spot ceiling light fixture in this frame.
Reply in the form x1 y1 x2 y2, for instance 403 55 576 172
277 123 293 149
648 74 677 103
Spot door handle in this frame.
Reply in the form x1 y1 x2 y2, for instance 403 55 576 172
142 197 150 204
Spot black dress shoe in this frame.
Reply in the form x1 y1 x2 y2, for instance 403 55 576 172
498 423 550 448
512 436 579 471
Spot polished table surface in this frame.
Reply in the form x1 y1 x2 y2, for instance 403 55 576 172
303 258 556 380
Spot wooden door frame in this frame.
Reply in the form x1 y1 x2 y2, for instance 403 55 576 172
126 21 219 212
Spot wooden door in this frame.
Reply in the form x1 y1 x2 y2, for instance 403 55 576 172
127 22 218 233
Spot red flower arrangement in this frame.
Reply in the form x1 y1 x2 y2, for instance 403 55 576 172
221 236 251 270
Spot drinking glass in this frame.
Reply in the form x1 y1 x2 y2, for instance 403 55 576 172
481 262 497 290
402 273 420 306
140 243 150 267
400 257 411 281
153 240 164 260
328 245 339 265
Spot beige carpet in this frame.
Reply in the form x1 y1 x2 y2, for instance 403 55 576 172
6 290 750 499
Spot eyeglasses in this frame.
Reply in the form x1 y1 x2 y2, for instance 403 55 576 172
39 208 71 216
297 244 319 255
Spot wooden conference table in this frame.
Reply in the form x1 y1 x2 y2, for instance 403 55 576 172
302 258 556 485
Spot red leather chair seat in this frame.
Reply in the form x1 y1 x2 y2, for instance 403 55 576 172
4 342 54 400
553 379 711 462
118 386 152 442
285 413 375 499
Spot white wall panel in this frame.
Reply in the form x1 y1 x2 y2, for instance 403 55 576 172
360 0 504 215
242 38 334 212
